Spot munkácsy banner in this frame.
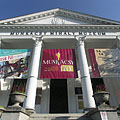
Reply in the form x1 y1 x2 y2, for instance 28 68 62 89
0 49 30 79
40 49 78 79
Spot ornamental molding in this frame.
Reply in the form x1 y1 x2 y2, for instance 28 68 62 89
0 25 120 32
0 8 120 25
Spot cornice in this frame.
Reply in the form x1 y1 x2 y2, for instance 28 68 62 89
0 24 120 32
57 9 120 25
0 9 58 25
0 8 119 25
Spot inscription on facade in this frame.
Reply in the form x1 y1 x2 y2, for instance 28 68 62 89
10 31 106 36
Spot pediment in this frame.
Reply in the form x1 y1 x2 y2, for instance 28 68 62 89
0 8 120 25
21 16 89 25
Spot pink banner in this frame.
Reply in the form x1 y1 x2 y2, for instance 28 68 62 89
40 49 78 79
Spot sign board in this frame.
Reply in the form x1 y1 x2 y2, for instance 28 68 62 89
100 112 108 120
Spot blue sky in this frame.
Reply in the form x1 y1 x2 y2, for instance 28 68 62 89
0 0 120 21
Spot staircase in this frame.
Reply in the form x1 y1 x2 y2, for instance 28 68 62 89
28 113 93 120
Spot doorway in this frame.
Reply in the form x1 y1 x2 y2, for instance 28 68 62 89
49 79 68 113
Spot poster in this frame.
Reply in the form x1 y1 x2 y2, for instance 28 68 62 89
40 49 78 79
88 48 120 77
0 49 30 79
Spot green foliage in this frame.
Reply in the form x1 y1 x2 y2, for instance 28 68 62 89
0 105 5 110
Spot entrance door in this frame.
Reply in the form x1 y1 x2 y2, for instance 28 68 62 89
50 79 68 113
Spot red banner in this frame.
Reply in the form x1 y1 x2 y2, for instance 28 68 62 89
40 49 78 79
88 49 100 78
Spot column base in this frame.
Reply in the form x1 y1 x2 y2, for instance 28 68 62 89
25 108 35 114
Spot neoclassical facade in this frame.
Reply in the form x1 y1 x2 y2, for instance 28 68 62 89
0 8 120 113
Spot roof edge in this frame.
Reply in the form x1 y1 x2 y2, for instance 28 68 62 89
0 8 119 25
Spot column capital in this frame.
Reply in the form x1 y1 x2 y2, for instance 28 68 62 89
76 36 86 41
76 36 86 47
116 36 120 48
116 36 120 40
32 36 43 46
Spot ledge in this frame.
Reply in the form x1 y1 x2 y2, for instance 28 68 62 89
4 107 31 116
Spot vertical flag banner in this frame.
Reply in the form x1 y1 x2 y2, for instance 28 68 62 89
40 49 78 79
0 49 30 79
88 49 100 78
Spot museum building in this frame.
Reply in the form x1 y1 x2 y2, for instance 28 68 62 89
0 8 120 114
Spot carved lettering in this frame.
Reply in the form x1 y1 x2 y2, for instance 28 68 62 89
10 31 106 36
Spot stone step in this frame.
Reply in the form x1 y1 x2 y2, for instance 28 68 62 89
29 113 93 120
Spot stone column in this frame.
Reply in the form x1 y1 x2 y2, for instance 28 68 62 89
25 36 43 111
76 36 96 109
